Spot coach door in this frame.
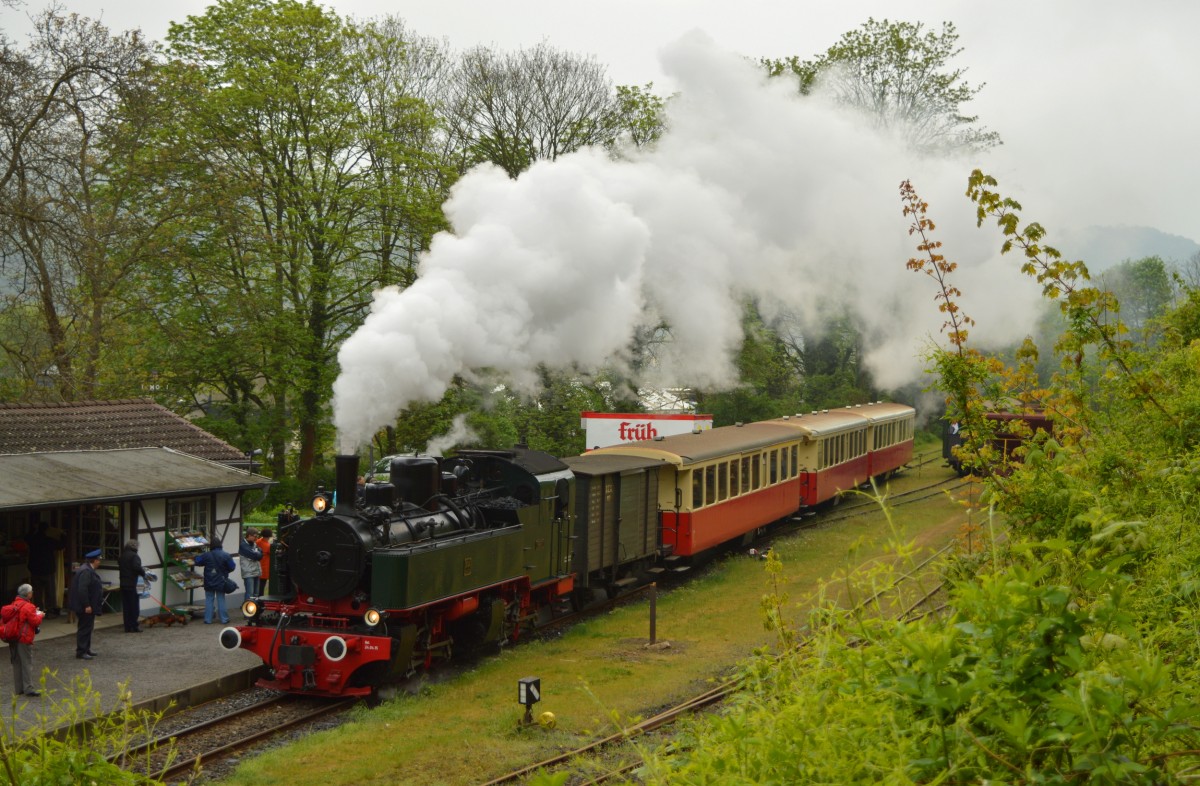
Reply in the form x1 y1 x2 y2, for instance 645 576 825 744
618 469 658 567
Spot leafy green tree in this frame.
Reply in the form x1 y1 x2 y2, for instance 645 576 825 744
606 83 668 152
764 18 1000 155
1098 255 1175 339
694 306 807 425
152 0 446 479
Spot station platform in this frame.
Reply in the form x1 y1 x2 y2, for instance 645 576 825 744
1 602 264 732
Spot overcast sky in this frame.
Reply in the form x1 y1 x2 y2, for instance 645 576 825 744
3 0 1197 247
5 0 1196 438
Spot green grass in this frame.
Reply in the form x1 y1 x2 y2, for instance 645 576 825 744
218 461 963 786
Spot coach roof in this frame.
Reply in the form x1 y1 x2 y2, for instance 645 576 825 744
586 422 800 466
562 453 666 475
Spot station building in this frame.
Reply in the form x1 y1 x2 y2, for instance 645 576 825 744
0 399 272 616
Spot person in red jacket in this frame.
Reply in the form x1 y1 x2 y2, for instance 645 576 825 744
255 528 272 596
2 584 46 697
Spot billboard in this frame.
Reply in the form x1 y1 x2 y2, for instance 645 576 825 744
581 411 714 450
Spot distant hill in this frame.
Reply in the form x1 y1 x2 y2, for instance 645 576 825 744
1057 226 1200 272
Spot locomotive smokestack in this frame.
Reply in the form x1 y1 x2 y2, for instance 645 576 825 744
334 454 360 514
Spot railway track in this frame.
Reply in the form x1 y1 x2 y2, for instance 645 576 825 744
110 691 357 783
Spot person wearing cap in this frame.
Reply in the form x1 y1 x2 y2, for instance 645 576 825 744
238 528 263 599
68 549 104 660
2 584 46 697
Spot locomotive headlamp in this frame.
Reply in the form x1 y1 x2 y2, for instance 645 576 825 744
242 599 259 619
364 608 382 627
312 490 330 514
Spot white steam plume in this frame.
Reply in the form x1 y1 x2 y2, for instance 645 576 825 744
333 31 1039 452
424 414 479 457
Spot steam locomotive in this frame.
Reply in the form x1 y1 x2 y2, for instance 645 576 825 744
220 403 915 698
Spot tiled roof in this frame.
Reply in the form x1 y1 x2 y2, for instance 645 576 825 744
0 399 247 463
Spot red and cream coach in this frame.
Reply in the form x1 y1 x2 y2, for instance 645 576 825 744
585 402 915 557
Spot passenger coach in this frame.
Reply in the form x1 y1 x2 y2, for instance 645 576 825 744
585 402 916 558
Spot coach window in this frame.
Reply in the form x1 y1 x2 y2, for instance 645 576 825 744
741 457 751 492
753 454 762 488
767 450 776 484
730 460 740 497
718 462 729 501
705 465 717 505
790 445 798 474
692 470 703 509
780 447 789 479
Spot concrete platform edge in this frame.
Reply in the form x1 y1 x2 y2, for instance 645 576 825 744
131 665 270 717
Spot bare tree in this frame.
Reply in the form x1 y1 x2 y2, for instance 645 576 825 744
447 41 621 177
354 16 458 288
1178 250 1200 291
0 10 155 400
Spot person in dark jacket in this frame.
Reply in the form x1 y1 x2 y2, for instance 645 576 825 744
2 584 46 696
68 550 103 660
118 539 149 633
193 539 236 625
25 523 64 616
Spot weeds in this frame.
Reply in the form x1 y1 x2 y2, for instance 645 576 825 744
0 672 179 785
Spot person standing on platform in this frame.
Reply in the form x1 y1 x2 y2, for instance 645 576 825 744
118 539 149 633
2 584 46 697
238 529 263 598
193 539 236 625
256 527 272 596
68 550 103 660
26 522 64 616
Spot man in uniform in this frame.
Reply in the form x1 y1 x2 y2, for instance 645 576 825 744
68 549 103 660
